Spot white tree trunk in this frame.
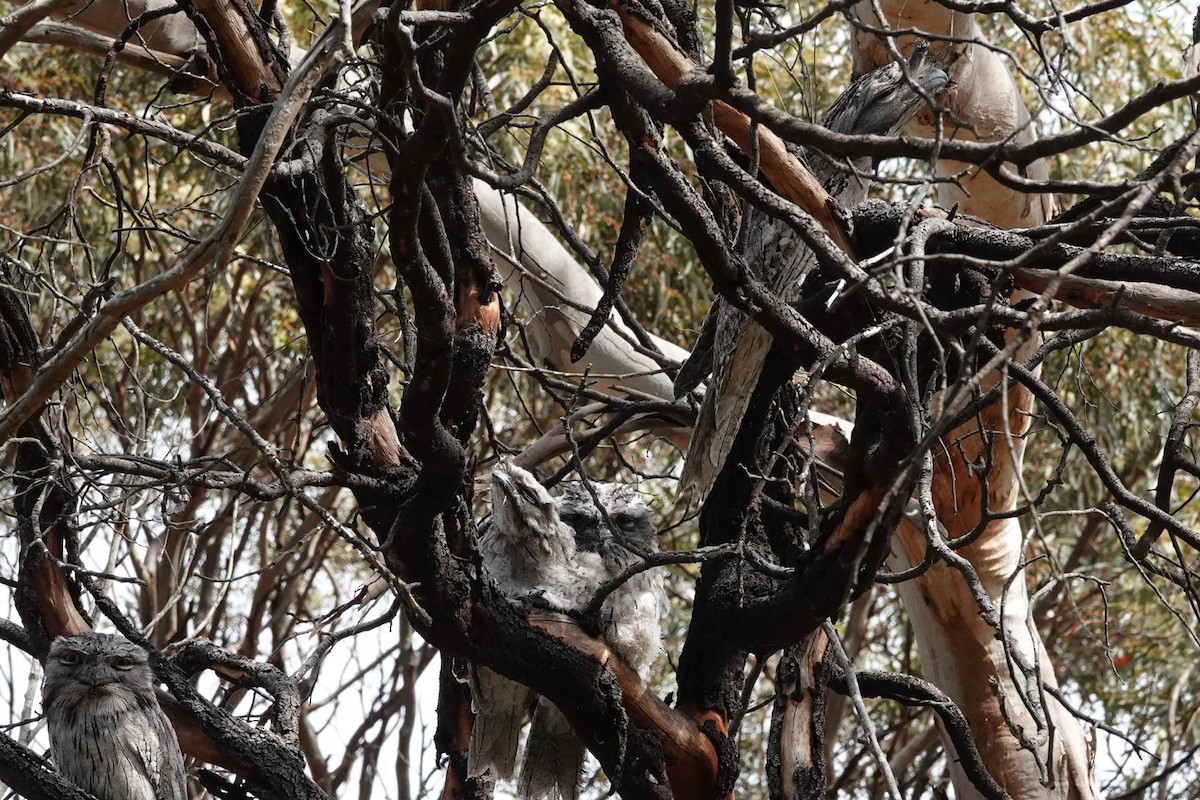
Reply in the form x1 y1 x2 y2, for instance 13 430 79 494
474 182 689 403
851 4 1099 797
2 0 203 55
850 2 1055 228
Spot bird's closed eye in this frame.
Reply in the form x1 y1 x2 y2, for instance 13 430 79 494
110 656 138 670
59 651 82 666
516 481 552 509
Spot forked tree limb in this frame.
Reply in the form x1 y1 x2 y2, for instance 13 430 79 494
184 0 284 103
0 0 79 58
529 615 720 799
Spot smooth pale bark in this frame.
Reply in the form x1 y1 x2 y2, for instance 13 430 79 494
17 21 198 76
3 0 204 55
851 4 1099 798
0 0 76 58
850 2 1055 228
475 180 690 402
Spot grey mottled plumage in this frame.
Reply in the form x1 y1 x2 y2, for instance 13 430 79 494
558 483 662 675
470 464 605 781
483 463 600 608
42 632 188 800
518 701 585 800
677 46 950 499
519 481 663 800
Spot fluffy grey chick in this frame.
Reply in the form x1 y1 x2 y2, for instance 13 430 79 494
560 483 663 675
42 632 187 800
470 463 604 781
484 462 589 606
519 481 663 800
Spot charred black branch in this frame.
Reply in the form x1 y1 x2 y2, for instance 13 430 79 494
1138 348 1200 557
0 734 100 800
767 641 830 800
723 70 1200 169
571 169 653 362
0 277 88 657
174 640 303 748
243 103 396 474
829 670 1010 800
852 201 1200 296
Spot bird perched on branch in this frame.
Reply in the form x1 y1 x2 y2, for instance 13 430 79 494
482 462 597 609
519 481 663 800
676 45 950 500
469 463 605 781
558 482 662 674
470 463 665 800
42 632 188 800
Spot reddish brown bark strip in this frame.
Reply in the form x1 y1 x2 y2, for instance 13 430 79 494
530 616 720 799
603 0 854 255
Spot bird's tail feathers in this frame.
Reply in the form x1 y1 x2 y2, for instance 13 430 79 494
519 699 585 800
679 320 773 500
468 667 532 780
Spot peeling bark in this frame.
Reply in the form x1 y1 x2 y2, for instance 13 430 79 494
768 630 830 800
849 5 1098 797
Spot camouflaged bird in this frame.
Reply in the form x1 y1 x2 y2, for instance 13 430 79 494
42 633 188 800
469 463 606 782
676 46 950 499
518 481 663 800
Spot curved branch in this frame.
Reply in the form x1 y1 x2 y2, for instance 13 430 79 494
527 615 719 799
829 670 1010 800
0 734 99 800
0 0 78 59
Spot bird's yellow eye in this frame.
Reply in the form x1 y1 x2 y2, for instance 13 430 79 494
111 656 138 670
59 651 82 665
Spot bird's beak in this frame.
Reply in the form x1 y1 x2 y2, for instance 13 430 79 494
493 473 533 523
585 522 614 548
78 666 116 688
917 65 950 95
493 472 519 504
907 41 950 94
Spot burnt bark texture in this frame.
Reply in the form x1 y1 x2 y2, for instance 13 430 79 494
4 0 1200 799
